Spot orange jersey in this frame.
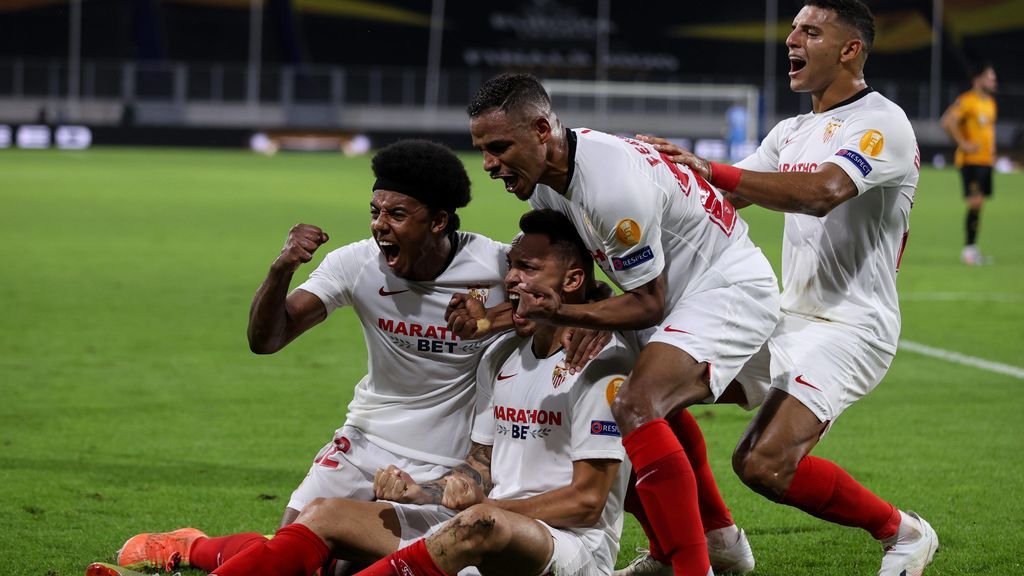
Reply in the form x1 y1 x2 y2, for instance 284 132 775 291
950 90 997 167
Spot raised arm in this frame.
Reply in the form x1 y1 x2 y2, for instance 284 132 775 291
247 224 330 354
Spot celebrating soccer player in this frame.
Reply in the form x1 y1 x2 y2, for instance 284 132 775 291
197 209 637 576
111 140 511 574
465 72 781 576
640 1 938 575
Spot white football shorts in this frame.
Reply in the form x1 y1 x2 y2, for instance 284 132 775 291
742 312 894 427
631 276 780 409
389 505 604 576
287 425 450 513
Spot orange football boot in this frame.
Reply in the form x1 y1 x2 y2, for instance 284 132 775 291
85 562 148 576
116 527 207 571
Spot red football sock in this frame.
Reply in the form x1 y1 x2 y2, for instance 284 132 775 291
624 473 669 564
190 533 268 570
352 539 451 576
782 455 902 540
209 524 329 576
669 409 735 532
624 419 710 576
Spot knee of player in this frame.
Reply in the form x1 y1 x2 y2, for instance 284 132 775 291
732 444 792 498
296 497 331 522
295 498 345 541
445 504 510 554
610 383 658 428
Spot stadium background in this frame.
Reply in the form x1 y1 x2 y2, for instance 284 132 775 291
1 1 1023 575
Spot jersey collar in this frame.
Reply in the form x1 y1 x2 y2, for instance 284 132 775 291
564 128 578 195
822 86 874 113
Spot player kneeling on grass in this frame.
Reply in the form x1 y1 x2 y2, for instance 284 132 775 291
109 139 512 575
203 208 636 576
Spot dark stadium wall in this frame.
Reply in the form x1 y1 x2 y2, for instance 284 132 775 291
2 0 1022 86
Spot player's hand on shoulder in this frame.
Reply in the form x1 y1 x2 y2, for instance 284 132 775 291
562 328 611 374
374 465 425 504
274 223 330 273
441 473 485 510
636 134 712 181
446 293 490 339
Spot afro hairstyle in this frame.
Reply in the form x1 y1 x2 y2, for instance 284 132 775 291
371 139 472 232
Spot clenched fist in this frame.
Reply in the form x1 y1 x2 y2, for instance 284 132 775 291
441 473 485 510
274 223 329 273
374 465 429 504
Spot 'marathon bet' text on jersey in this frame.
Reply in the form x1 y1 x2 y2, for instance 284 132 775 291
472 333 635 574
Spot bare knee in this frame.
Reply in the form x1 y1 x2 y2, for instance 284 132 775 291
295 497 344 534
434 504 510 558
732 444 797 500
296 497 332 522
611 386 658 433
612 374 708 435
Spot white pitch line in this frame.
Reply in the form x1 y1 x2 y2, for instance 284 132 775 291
900 292 1024 302
898 340 1024 380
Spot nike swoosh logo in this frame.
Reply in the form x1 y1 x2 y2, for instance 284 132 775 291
664 326 691 334
497 372 517 381
379 287 409 296
794 374 822 391
635 468 658 486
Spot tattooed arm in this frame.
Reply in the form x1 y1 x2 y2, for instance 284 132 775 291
373 442 493 506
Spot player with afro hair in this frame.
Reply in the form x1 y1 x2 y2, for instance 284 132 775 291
371 139 471 234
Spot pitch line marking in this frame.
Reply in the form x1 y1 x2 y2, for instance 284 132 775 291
898 340 1024 380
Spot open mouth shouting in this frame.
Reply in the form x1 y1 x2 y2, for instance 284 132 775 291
377 238 401 269
789 55 807 78
508 291 529 328
790 54 806 76
492 171 521 194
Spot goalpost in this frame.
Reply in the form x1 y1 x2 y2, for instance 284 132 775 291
542 79 760 143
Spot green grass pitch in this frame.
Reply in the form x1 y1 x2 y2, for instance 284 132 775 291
1 147 1022 576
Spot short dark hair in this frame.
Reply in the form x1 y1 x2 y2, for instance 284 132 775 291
969 61 994 80
518 209 594 297
371 140 471 233
467 73 552 119
806 0 875 53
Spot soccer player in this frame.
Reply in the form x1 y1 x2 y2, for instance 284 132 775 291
942 62 998 265
201 208 636 576
467 73 780 576
113 140 511 573
639 1 939 574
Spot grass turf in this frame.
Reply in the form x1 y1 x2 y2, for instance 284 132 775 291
1 148 1022 576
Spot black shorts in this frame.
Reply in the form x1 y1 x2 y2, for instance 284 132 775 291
960 165 993 197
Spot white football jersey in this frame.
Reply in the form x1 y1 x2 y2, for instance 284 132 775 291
736 89 918 352
472 333 635 573
296 232 509 467
530 129 777 309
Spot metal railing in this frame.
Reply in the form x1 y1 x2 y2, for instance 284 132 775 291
1 58 1020 143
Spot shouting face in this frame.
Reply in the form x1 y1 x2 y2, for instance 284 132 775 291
785 5 860 95
370 189 447 280
470 108 551 201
